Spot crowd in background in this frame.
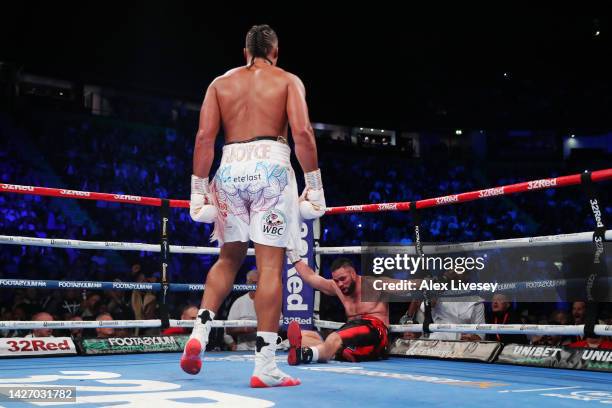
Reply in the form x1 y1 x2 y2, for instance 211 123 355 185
1 108 610 349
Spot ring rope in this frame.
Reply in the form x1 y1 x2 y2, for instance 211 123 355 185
1 229 609 255
1 168 610 214
2 319 609 337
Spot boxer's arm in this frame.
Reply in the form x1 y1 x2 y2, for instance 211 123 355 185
286 74 318 173
193 83 221 178
294 260 336 296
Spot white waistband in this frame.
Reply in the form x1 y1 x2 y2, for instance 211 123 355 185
220 139 291 166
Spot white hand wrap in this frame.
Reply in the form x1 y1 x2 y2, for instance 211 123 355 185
299 169 326 220
190 175 218 223
286 248 302 264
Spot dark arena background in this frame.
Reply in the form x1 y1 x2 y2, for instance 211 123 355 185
0 6 611 407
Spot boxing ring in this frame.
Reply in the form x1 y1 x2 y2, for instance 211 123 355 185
1 352 611 407
0 169 611 406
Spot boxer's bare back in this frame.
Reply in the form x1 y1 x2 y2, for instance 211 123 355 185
216 63 290 141
193 60 318 178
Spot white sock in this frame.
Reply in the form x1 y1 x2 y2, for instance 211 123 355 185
198 309 215 320
254 332 278 372
311 346 320 362
257 331 278 349
191 309 215 343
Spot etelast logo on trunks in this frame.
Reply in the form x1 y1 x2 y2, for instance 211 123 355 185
231 173 262 183
262 209 286 237
113 194 141 202
60 189 91 197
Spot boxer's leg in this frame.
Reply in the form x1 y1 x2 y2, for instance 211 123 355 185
253 243 284 332
248 143 300 387
201 241 248 312
289 329 343 365
250 243 300 387
288 324 324 365
181 241 248 375
302 330 324 347
313 332 343 362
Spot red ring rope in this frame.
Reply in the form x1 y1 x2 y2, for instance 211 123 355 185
1 168 610 214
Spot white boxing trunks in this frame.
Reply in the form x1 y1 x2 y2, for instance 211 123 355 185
210 137 300 251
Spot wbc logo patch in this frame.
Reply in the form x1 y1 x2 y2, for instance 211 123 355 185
262 209 286 237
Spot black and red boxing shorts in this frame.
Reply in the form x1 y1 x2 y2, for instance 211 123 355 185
335 315 389 362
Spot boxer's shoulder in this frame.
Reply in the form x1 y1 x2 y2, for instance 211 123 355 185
285 71 305 88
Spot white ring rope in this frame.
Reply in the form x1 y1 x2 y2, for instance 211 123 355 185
1 232 609 338
0 235 251 255
315 230 612 255
1 229 609 256
1 319 609 337
0 319 257 330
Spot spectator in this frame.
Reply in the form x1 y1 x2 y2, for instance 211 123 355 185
226 270 258 350
131 272 157 336
95 313 115 339
422 272 486 341
486 293 527 344
0 308 13 337
1 304 30 337
531 309 571 346
572 301 586 325
569 301 587 343
106 281 133 321
162 305 198 336
60 290 82 317
0 107 610 349
12 304 29 322
80 293 101 319
423 298 486 341
568 336 612 349
68 315 84 341
25 312 54 338
565 302 612 349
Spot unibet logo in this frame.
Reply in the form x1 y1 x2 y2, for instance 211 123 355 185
262 210 286 237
